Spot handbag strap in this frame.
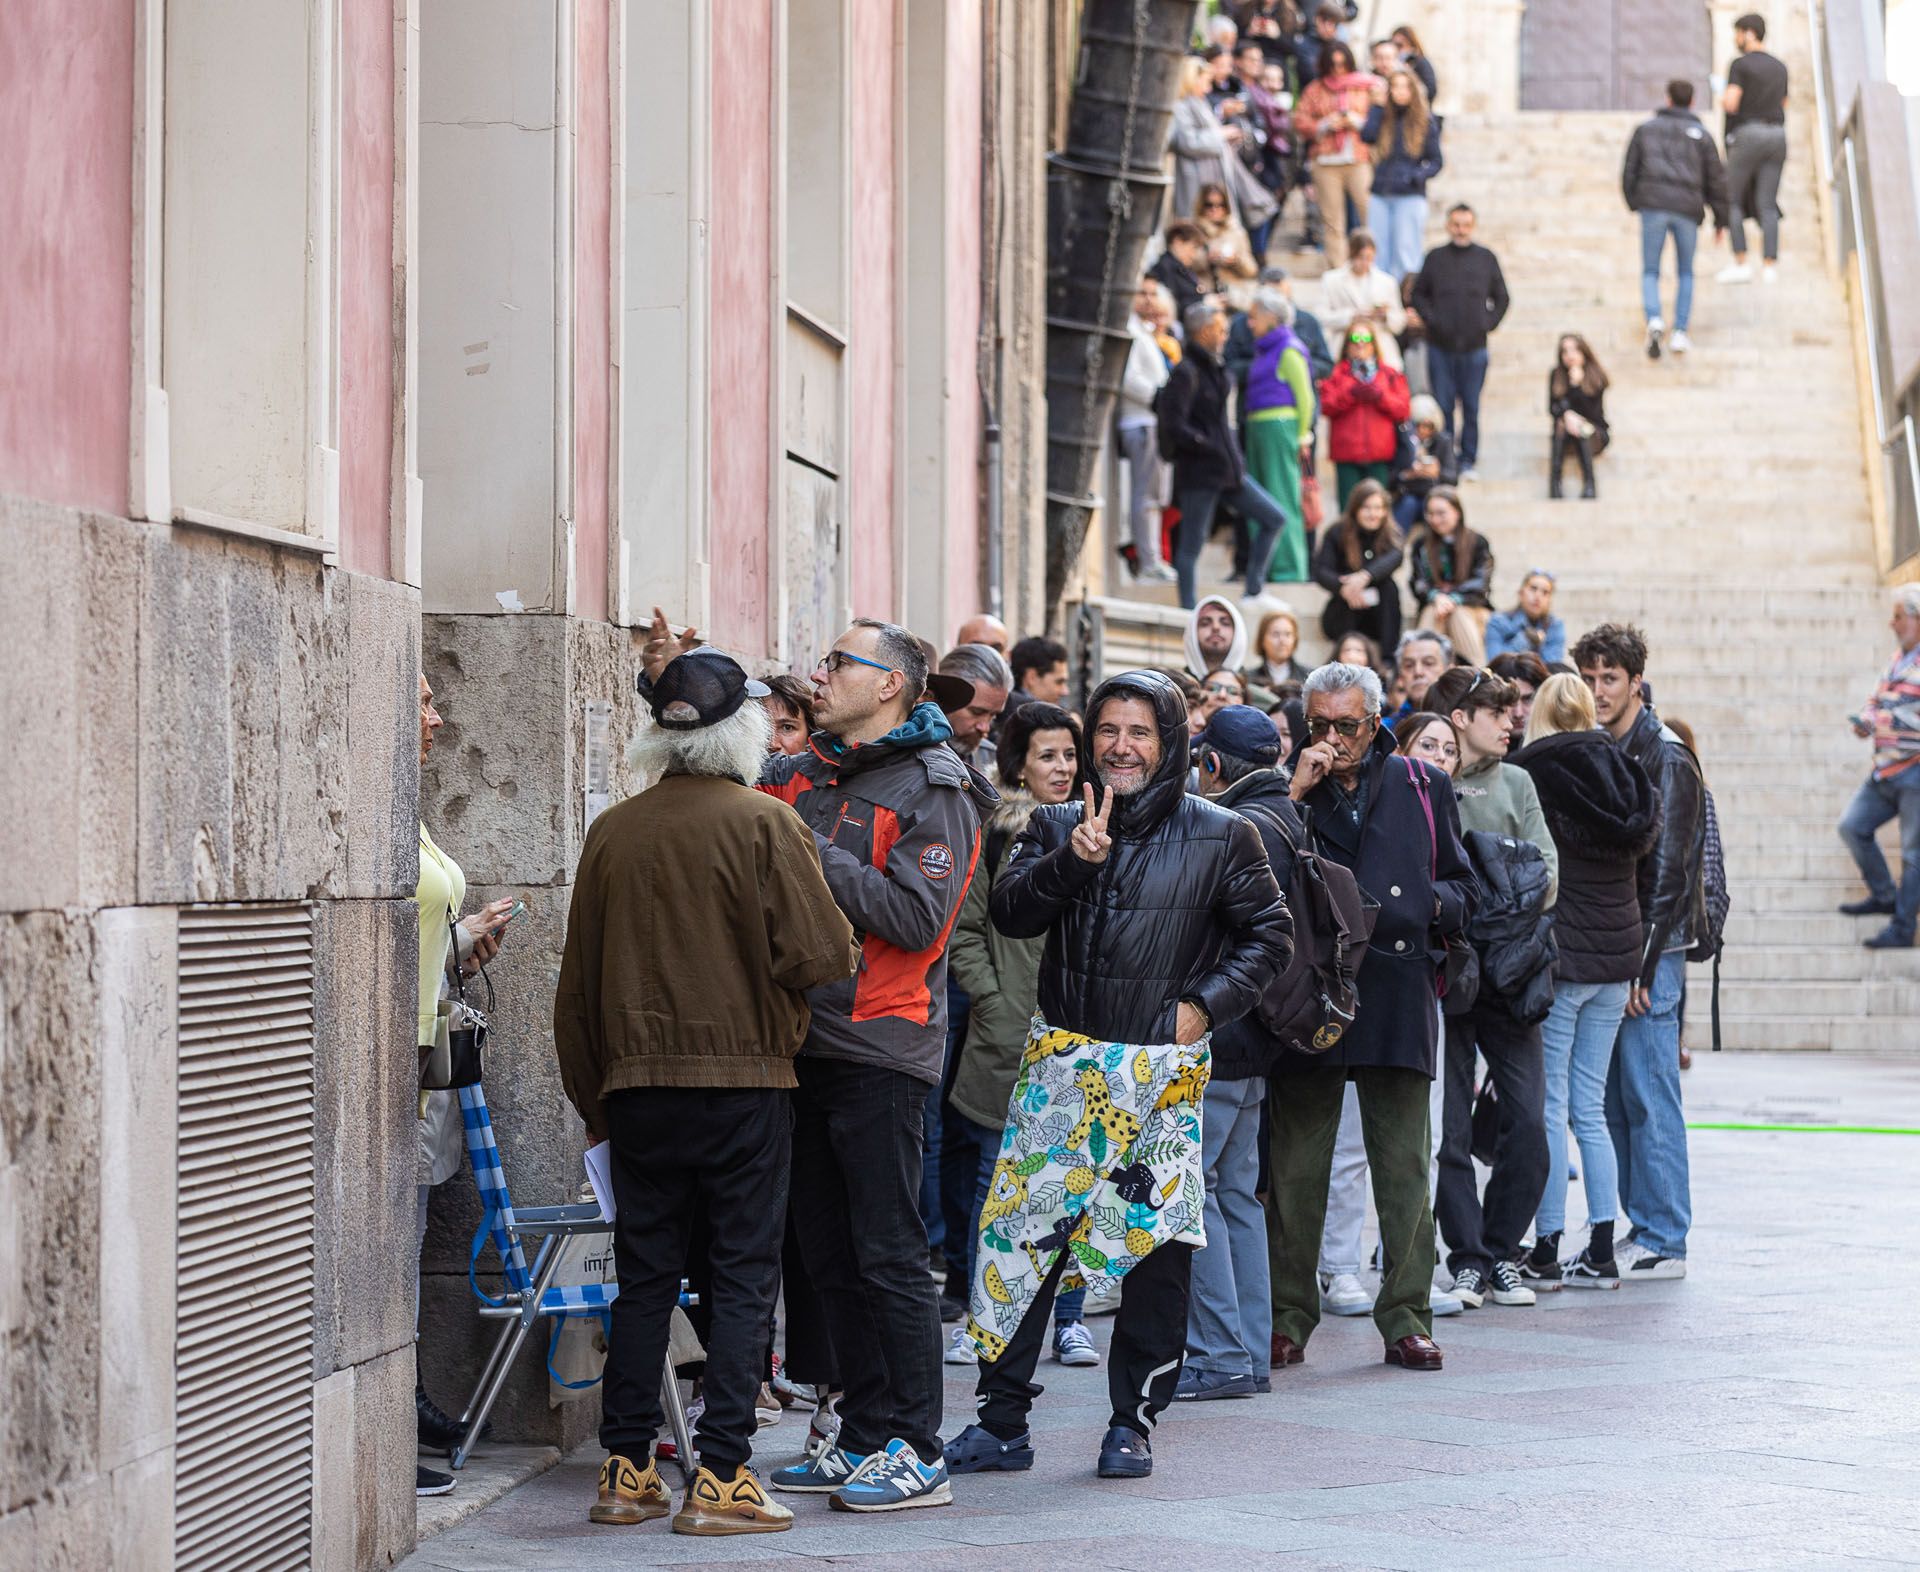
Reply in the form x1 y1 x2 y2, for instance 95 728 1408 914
1402 756 1438 882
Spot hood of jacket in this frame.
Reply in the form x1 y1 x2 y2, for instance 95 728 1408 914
1215 766 1295 819
1511 728 1659 863
987 785 1043 843
818 699 999 814
1184 595 1249 680
1084 669 1192 840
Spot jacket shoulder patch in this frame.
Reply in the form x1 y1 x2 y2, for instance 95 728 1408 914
919 843 955 879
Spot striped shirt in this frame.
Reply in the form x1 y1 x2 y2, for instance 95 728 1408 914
1869 643 1920 779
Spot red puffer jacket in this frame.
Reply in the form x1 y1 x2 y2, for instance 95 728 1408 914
1318 360 1411 465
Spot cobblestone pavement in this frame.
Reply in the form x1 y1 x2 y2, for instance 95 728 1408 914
400 1053 1920 1571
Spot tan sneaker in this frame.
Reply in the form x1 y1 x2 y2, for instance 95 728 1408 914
588 1454 670 1525
672 1464 794 1536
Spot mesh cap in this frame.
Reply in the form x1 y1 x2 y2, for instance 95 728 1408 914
651 648 770 730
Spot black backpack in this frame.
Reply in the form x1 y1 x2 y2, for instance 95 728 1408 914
1239 803 1379 1054
1686 780 1730 1050
1150 376 1180 463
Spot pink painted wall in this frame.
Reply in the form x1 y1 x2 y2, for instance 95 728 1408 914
572 0 612 619
943 6 984 639
336 0 394 578
706 1 773 654
0 0 132 516
847 1 897 620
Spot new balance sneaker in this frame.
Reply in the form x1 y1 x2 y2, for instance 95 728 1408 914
1319 1271 1373 1316
1621 1252 1687 1281
1096 1424 1153 1478
943 1326 979 1366
1561 1247 1620 1289
1645 317 1665 360
1173 1367 1256 1401
943 1423 1035 1474
672 1465 792 1536
829 1438 953 1513
590 1453 669 1524
770 1442 869 1494
1052 1321 1100 1367
1450 1266 1487 1309
1488 1259 1536 1307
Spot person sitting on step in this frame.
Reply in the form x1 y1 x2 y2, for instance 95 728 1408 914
1548 334 1609 499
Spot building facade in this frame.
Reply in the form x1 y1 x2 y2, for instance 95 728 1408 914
0 0 1049 1565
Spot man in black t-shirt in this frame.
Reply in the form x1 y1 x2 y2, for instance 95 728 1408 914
1716 12 1789 284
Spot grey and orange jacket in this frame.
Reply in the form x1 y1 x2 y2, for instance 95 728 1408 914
759 701 999 1085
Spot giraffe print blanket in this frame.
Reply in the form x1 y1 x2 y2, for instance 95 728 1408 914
966 1014 1211 1361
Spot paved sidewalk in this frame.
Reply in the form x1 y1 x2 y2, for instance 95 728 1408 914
400 1053 1920 1571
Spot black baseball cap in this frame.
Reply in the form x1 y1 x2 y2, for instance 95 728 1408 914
651 648 770 731
1196 704 1282 768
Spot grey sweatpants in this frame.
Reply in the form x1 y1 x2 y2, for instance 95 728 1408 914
1727 123 1786 262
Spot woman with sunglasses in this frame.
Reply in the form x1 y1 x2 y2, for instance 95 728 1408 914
1191 181 1259 300
1319 323 1411 505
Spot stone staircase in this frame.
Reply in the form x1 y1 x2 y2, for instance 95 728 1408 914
1106 21 1911 1050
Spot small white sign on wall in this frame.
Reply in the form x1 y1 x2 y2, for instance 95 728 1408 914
584 700 612 831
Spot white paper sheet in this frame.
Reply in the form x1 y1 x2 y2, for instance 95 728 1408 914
583 1140 616 1223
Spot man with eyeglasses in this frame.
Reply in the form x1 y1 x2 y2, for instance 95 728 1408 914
636 610 996 1513
1267 661 1475 1373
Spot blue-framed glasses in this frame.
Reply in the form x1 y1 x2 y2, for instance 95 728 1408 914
816 650 896 677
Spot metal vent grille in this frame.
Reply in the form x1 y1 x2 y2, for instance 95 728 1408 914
175 903 317 1571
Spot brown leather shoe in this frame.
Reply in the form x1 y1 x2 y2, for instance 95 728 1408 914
590 1454 671 1524
1384 1334 1443 1371
1270 1333 1305 1368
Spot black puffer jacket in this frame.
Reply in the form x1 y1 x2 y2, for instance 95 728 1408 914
1618 704 1707 985
991 671 1290 1044
1622 106 1729 228
1463 829 1558 1023
1511 729 1660 985
1203 768 1304 1079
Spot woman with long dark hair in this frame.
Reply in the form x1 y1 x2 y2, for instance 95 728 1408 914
1407 485 1493 666
1549 334 1610 499
1312 476 1404 650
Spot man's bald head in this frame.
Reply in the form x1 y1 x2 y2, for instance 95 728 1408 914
954 614 1009 655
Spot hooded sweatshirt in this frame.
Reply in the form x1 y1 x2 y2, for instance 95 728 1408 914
1452 753 1558 906
1185 595 1249 680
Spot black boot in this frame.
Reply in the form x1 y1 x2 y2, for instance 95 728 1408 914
1575 437 1597 499
417 1380 490 1456
1548 431 1567 499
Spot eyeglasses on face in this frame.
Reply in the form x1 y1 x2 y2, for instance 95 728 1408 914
1348 330 1375 345
1306 715 1375 739
816 650 895 677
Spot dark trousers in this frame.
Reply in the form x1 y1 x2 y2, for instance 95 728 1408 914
600 1087 789 1476
1437 1003 1549 1277
977 1239 1193 1440
1428 347 1489 468
779 1196 838 1388
1173 476 1290 607
790 1055 943 1463
1269 1064 1434 1346
1318 584 1403 657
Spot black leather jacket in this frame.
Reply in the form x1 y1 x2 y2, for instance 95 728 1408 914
991 671 1290 1044
1617 703 1706 985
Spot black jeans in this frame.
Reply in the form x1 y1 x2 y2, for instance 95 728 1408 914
790 1055 943 1463
1437 1001 1549 1277
600 1087 790 1476
976 1240 1194 1441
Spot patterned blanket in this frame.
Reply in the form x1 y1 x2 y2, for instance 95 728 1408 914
966 1015 1210 1361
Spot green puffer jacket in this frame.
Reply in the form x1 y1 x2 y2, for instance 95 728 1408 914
946 791 1044 1132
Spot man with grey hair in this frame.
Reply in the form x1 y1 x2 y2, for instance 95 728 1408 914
1839 584 1920 949
940 642 1014 775
633 611 996 1511
1157 297 1295 608
1392 627 1452 720
1267 662 1476 1374
1241 285 1317 584
558 648 857 1533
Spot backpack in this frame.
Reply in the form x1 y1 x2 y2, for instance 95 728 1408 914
1687 783 1730 1051
1151 376 1180 463
1239 802 1379 1054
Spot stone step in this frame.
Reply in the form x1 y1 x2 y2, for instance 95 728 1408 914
1697 1015 1918 1053
1722 944 1920 982
1716 977 1920 1017
1724 909 1885 947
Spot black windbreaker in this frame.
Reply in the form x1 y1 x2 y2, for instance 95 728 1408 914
990 670 1290 1044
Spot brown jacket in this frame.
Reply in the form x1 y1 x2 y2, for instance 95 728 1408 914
554 772 857 1132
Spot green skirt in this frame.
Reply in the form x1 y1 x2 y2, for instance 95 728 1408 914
1246 411 1308 583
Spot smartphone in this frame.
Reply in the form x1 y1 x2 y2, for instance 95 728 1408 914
507 898 528 922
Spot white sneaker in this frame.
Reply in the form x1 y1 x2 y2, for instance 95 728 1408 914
1487 1259 1537 1307
1761 265 1778 285
1620 1252 1687 1282
1429 1286 1464 1317
1459 467 1479 483
942 1326 978 1366
1669 330 1690 354
1716 262 1754 284
1319 1271 1373 1316
1137 560 1178 584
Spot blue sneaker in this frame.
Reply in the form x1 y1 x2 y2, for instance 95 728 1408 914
828 1438 953 1512
769 1442 869 1494
1096 1424 1152 1478
943 1423 1034 1474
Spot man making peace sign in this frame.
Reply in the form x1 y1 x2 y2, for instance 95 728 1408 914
943 670 1290 1481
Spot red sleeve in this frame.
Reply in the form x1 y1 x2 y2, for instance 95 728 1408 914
1378 368 1411 423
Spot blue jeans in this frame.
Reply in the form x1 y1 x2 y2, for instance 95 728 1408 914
1606 951 1692 1260
1639 210 1698 332
1173 476 1290 608
1427 347 1489 468
1186 1076 1270 1377
958 1117 1084 1325
1371 192 1428 281
1838 769 1920 938
1537 980 1630 1236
